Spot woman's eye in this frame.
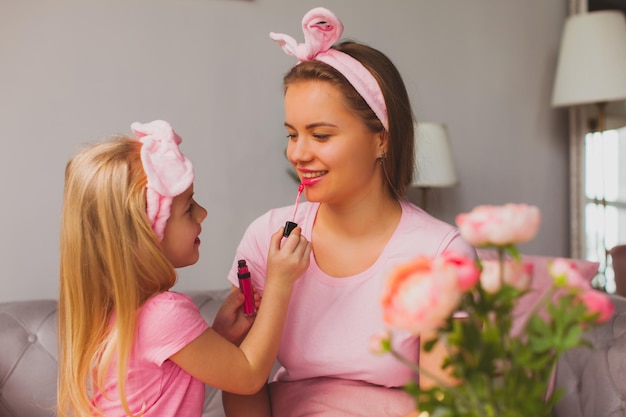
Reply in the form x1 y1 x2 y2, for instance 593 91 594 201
286 133 297 140
313 134 330 140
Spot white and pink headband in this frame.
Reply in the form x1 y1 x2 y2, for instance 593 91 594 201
130 120 194 241
269 7 389 131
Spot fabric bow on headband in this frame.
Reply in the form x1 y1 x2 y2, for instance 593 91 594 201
131 120 194 241
269 7 389 131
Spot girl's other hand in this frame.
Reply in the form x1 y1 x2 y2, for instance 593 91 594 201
212 288 258 346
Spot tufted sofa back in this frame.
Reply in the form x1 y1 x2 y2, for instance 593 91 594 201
0 290 231 417
0 300 58 417
552 294 626 417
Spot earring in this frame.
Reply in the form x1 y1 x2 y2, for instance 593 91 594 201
378 151 387 164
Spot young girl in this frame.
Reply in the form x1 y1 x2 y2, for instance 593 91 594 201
57 120 310 417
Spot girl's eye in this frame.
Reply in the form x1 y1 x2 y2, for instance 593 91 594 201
286 133 297 140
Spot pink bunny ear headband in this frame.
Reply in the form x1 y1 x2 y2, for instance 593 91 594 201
130 120 194 241
269 7 389 131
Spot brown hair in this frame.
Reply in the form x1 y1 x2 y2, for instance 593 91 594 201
283 40 415 197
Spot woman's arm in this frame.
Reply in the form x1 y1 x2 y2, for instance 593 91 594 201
222 384 272 417
418 335 455 389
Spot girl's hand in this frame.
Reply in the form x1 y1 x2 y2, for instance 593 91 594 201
265 226 311 289
212 288 260 346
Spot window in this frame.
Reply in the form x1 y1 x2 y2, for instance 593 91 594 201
584 126 626 292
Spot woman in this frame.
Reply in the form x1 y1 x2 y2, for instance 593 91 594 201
223 7 475 417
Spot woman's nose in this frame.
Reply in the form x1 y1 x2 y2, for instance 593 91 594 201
288 138 311 163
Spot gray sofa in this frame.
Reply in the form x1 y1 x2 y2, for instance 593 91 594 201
0 289 231 417
552 293 626 417
2 290 626 417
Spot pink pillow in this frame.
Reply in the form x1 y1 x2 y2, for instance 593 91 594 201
475 249 599 335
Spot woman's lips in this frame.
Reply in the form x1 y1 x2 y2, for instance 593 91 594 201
299 171 327 186
301 176 322 186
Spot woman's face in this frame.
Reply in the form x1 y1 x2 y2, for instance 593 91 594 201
284 80 385 205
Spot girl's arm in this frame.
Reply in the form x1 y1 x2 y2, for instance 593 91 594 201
169 227 310 394
220 288 272 416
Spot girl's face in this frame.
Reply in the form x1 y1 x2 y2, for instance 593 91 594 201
284 80 386 206
161 184 207 268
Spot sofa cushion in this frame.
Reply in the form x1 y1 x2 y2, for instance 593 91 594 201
0 300 58 417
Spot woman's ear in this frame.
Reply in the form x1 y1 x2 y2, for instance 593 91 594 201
376 130 389 158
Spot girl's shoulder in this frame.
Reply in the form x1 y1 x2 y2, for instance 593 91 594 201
136 291 208 365
139 291 206 334
145 290 194 304
141 291 198 317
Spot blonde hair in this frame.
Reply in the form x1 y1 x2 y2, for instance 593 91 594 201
57 137 177 417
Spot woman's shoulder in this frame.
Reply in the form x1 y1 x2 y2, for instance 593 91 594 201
399 200 455 231
397 200 475 258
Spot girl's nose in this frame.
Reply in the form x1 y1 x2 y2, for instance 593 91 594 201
197 205 208 223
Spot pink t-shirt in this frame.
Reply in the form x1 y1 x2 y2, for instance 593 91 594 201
92 291 209 417
228 200 475 388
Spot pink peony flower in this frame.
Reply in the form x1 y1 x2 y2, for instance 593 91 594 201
579 290 614 323
549 258 592 291
373 202 616 417
442 251 481 291
480 260 533 294
455 204 541 247
380 256 466 336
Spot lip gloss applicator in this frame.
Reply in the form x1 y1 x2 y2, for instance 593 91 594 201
283 183 304 237
237 259 256 316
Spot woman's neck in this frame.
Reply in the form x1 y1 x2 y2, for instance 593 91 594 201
311 193 403 278
316 193 402 238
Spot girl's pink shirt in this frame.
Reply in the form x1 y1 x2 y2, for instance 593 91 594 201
92 291 209 416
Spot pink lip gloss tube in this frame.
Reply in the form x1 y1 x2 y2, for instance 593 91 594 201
237 259 255 316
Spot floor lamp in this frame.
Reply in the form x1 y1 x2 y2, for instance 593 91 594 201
412 123 459 212
552 10 626 285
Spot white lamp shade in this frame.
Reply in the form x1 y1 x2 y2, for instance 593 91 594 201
413 123 458 187
552 10 626 107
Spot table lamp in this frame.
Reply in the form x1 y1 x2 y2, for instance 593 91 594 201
412 123 459 212
552 10 626 128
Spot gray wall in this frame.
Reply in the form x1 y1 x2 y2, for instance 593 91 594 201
0 0 569 302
